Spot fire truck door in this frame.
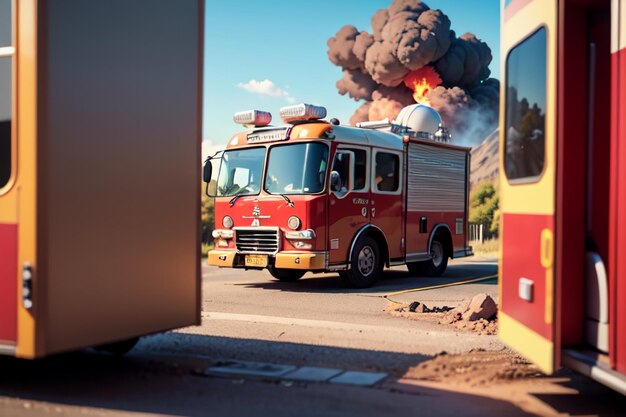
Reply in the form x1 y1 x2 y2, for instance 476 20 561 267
328 147 370 266
499 0 558 374
369 148 404 261
0 2 17 345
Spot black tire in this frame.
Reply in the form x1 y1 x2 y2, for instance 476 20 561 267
94 337 139 355
340 236 381 288
423 236 448 276
267 265 305 282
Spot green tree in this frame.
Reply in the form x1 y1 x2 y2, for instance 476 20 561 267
490 210 500 235
469 181 500 238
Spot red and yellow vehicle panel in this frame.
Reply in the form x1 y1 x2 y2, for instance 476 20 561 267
0 0 203 358
502 0 626 393
0 0 38 356
499 0 558 373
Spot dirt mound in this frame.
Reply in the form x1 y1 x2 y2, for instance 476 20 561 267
403 350 542 388
388 294 499 335
439 293 498 335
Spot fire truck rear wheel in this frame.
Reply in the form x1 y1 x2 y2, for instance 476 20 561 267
267 265 305 282
406 261 426 276
424 237 448 276
341 237 381 288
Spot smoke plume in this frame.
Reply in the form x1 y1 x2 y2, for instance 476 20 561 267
327 0 499 145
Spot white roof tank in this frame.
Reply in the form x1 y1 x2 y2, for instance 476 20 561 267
394 104 442 135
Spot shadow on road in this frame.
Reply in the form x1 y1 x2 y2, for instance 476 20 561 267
0 333 622 416
232 261 498 295
532 370 626 416
0 333 536 417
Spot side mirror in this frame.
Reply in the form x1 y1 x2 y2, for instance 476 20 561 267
203 158 212 183
330 171 341 192
203 157 218 197
330 150 354 195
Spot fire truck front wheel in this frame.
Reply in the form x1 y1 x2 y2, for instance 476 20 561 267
267 265 306 282
341 236 381 288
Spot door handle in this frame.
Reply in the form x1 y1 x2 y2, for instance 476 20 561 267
540 229 554 268
541 228 554 324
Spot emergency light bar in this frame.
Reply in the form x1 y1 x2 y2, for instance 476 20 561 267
279 103 327 124
233 110 272 127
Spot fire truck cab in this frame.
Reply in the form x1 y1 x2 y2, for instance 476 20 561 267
205 103 473 288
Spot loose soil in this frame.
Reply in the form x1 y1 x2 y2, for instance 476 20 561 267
385 302 598 416
404 350 542 387
389 349 600 417
386 301 498 335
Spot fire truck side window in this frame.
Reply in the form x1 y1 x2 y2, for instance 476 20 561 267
331 151 350 196
375 152 399 192
352 149 367 191
0 0 13 189
504 27 547 182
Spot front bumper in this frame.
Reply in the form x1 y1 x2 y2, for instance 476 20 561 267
207 250 326 270
208 250 237 267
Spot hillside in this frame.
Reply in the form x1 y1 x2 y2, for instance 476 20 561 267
470 128 499 186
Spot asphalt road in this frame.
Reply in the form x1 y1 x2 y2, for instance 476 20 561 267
0 258 624 416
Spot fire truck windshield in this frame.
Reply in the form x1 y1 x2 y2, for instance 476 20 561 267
265 142 329 195
216 147 266 197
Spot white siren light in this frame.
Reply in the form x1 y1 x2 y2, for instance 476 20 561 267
233 110 272 127
279 103 327 124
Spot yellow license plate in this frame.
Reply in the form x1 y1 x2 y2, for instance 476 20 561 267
245 254 268 268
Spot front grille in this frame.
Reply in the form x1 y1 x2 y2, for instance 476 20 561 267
235 228 280 253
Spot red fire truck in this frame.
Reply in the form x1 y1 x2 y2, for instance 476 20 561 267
499 0 626 394
204 103 473 288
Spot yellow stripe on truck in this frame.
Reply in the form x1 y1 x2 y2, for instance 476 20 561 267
499 311 554 374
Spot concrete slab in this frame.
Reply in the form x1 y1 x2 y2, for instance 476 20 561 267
283 367 343 382
206 361 296 378
330 371 388 386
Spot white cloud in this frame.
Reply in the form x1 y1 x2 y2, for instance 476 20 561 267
236 79 295 102
202 139 222 161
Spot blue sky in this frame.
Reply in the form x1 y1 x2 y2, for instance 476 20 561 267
203 0 500 154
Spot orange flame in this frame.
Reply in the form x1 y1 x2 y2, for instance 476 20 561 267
403 66 442 105
411 78 433 104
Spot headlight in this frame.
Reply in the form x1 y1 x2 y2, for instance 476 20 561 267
212 229 234 239
293 241 313 249
222 216 234 229
285 229 316 240
288 216 301 230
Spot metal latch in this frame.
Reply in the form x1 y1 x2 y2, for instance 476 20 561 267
22 263 33 310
